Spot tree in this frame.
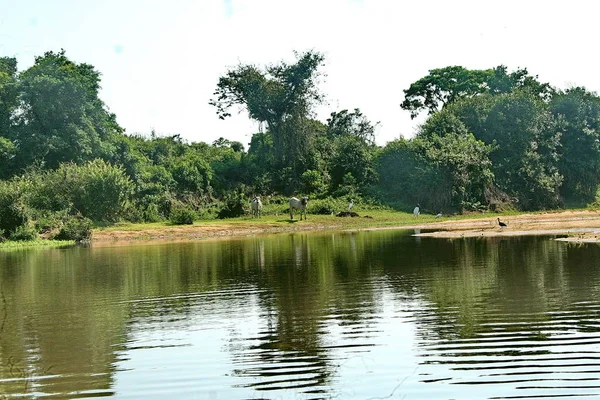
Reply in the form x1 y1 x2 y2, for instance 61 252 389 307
401 66 491 119
0 57 18 139
326 108 377 145
376 113 494 212
210 50 325 179
11 50 120 172
415 119 494 211
550 87 600 201
401 65 554 119
452 92 562 209
329 135 377 190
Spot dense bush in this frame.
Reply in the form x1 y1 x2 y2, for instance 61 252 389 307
54 215 93 242
169 204 196 225
0 179 30 235
10 223 38 241
216 190 246 219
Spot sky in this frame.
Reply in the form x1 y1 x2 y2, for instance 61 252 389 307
1 0 599 147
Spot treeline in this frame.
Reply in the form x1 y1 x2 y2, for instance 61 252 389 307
1 50 600 241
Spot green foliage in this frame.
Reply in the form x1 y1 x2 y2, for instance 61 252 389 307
301 169 326 194
54 215 92 242
0 179 30 235
36 159 135 221
401 65 553 119
333 173 359 198
416 110 494 210
327 108 377 145
551 87 600 201
169 203 196 225
329 135 377 189
10 50 120 172
463 92 562 210
210 51 325 182
307 197 345 215
10 223 38 241
217 189 247 219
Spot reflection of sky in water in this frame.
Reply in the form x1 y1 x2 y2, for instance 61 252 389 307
113 285 419 399
3 233 600 398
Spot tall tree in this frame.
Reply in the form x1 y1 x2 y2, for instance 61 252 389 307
210 50 325 181
451 92 562 209
325 109 378 190
0 57 18 176
551 87 600 201
401 65 554 119
12 50 120 172
326 108 377 145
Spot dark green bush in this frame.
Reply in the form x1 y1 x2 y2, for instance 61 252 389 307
54 215 93 242
307 197 345 215
169 205 196 225
217 191 246 219
10 224 39 241
0 180 29 234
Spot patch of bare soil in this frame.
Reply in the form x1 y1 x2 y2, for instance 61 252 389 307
91 210 600 246
407 210 600 242
91 221 344 246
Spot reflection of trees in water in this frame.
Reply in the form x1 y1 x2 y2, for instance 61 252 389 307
226 233 384 394
4 233 599 397
0 247 126 398
378 235 600 341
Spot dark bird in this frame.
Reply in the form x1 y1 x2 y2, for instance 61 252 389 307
497 217 507 227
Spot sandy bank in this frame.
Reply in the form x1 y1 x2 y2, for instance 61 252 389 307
91 210 600 245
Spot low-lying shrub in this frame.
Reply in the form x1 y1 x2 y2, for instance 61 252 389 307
54 215 93 242
170 205 196 225
10 224 39 241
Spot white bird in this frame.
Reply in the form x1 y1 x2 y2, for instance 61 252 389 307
435 212 442 218
413 204 420 217
348 199 354 210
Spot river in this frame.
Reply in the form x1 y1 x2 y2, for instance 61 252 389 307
1 230 599 399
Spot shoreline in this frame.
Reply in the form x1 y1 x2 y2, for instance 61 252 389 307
88 210 600 246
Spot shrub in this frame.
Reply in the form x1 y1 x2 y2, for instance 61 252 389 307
0 180 30 234
217 191 246 219
10 224 39 241
33 160 135 222
54 215 93 242
169 205 196 225
307 197 346 215
301 170 326 194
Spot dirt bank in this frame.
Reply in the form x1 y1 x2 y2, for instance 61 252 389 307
406 210 600 241
91 210 600 245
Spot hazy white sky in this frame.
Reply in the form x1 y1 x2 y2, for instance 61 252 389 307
1 0 599 146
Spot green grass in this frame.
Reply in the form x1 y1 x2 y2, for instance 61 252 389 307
0 239 75 251
92 208 509 234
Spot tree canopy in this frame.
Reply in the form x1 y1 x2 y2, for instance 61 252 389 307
400 65 553 119
2 50 600 241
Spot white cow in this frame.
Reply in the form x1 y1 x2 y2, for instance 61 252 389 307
251 196 262 218
289 196 309 220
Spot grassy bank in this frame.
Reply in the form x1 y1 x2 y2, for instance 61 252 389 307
0 239 75 251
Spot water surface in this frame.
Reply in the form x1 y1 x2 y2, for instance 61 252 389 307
1 230 600 399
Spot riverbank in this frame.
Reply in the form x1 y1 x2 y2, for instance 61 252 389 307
90 209 600 245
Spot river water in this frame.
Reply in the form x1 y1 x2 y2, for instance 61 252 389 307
1 230 599 399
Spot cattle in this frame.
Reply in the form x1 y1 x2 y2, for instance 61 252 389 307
289 196 309 220
251 196 262 218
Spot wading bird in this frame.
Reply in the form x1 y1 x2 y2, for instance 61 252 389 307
413 204 420 217
497 217 507 228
